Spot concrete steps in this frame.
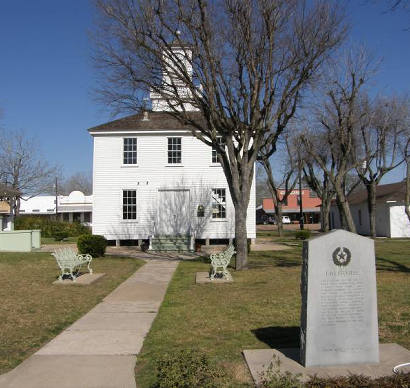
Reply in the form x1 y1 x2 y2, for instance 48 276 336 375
151 236 191 251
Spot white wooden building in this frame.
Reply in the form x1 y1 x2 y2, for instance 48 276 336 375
88 42 256 248
88 111 256 248
330 181 410 238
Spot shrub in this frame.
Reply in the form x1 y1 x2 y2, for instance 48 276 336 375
154 349 225 388
77 234 107 257
15 215 90 238
294 230 311 240
53 231 69 241
260 355 303 388
140 240 149 252
305 372 410 387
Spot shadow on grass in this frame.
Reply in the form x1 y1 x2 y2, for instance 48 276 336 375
196 249 302 269
376 257 410 273
247 251 301 269
251 326 300 349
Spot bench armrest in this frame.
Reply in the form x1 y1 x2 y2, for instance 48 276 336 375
77 254 92 263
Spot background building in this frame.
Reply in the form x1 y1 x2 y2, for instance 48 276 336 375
18 191 93 226
261 189 321 224
330 181 410 238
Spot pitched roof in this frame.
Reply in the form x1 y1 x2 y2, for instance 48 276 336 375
348 181 406 205
88 111 204 132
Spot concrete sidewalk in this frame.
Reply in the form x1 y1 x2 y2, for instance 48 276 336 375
0 260 179 388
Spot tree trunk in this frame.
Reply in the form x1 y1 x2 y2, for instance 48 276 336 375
234 203 248 270
335 188 356 233
275 202 284 237
9 196 16 231
406 156 410 222
366 183 377 238
335 197 345 229
320 196 331 232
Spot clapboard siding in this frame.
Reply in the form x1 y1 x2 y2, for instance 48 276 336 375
92 132 256 240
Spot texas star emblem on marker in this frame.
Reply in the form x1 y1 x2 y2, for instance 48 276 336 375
332 247 351 266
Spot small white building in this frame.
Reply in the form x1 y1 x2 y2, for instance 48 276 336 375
17 191 93 226
88 42 256 248
330 181 410 238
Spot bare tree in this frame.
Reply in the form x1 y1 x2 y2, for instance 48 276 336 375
60 172 93 195
0 130 58 228
259 136 301 236
301 140 336 232
255 165 271 207
403 123 410 222
355 95 408 238
383 0 409 10
93 0 346 268
301 49 375 232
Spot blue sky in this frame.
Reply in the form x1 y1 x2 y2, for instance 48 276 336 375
0 1 409 182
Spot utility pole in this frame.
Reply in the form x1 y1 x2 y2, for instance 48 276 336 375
299 165 304 230
55 177 58 220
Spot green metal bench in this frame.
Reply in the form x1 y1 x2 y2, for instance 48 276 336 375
209 245 235 280
52 247 93 281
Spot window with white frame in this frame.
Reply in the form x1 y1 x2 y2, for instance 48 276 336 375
123 138 137 165
123 190 137 220
212 137 224 163
168 137 181 164
212 188 226 219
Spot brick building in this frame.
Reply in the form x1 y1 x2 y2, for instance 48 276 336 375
262 188 321 224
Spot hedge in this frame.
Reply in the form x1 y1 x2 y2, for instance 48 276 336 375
15 215 91 238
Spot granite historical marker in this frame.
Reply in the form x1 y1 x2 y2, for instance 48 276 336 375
300 229 379 367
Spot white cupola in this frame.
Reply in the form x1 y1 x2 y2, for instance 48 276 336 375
150 32 198 112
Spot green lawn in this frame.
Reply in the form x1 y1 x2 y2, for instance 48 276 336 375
135 239 410 388
0 252 144 374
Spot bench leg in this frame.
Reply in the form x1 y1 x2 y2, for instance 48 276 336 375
87 262 93 275
210 263 218 280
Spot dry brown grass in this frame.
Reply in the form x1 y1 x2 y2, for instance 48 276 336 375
0 252 143 374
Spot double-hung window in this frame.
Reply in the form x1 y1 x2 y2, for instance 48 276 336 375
212 188 226 219
123 190 137 220
212 137 224 164
123 138 137 165
168 137 181 164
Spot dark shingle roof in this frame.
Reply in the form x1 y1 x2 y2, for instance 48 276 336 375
88 111 204 132
348 181 406 205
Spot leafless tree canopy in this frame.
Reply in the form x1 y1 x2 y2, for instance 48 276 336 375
93 0 346 268
301 49 376 232
59 172 93 195
0 130 58 217
384 0 409 10
259 135 302 236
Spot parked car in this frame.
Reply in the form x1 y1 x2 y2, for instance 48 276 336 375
282 216 291 224
261 215 276 225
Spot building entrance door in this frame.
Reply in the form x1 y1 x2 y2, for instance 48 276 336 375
157 189 190 236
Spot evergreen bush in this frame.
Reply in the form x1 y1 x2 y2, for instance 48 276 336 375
77 234 107 257
294 230 311 240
